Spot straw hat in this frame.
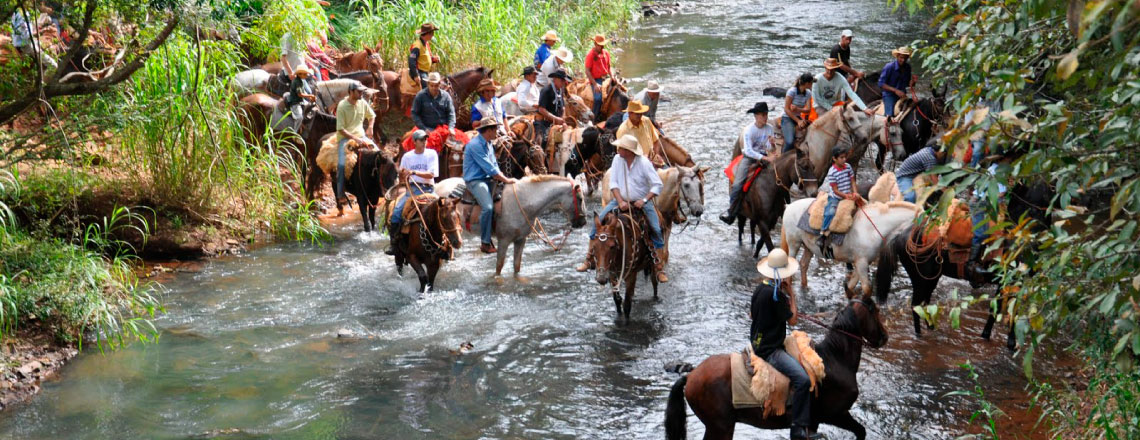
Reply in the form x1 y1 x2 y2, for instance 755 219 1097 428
477 116 501 131
823 57 843 70
418 22 439 35
542 30 560 42
426 72 442 83
613 134 642 155
553 47 574 63
476 78 498 93
757 248 799 279
592 34 609 46
645 80 662 93
891 46 914 57
625 100 650 114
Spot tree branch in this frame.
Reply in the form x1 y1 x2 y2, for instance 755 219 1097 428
51 0 98 83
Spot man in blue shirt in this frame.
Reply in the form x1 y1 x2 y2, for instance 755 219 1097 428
878 46 916 118
895 142 947 203
967 152 1013 287
463 116 519 253
534 30 559 69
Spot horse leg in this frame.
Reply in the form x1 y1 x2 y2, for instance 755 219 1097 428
426 259 441 292
409 256 429 294
912 282 935 337
755 222 774 258
798 247 813 289
855 258 873 298
612 288 622 317
512 237 526 276
737 218 745 245
623 275 637 321
827 410 868 440
495 240 509 276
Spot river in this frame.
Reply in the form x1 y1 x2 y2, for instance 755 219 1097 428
0 0 1052 438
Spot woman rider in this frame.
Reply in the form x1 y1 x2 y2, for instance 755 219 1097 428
781 72 815 153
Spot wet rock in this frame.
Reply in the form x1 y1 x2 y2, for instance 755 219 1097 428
642 1 681 17
449 341 474 356
15 361 43 379
336 328 355 338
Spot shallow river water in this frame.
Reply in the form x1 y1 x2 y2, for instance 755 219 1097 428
0 0 1052 438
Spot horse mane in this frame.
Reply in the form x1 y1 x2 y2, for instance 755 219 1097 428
451 66 489 78
522 175 573 184
815 302 869 362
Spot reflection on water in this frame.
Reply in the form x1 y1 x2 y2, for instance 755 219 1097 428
0 1 1050 438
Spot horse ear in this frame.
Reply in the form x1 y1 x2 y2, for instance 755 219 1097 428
365 47 373 55
697 165 710 177
594 214 603 229
487 69 494 78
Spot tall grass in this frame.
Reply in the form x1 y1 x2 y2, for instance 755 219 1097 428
332 0 639 78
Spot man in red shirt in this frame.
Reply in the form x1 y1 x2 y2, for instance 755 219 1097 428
584 34 612 119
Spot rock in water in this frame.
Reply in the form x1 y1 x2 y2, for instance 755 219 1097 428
336 329 354 339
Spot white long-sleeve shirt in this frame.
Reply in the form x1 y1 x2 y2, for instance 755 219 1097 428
741 123 774 160
813 72 867 114
609 155 663 202
537 54 562 89
516 79 539 111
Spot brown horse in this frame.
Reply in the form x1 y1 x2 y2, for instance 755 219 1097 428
735 152 819 258
394 196 464 292
664 297 889 440
382 67 494 123
593 209 658 320
567 76 630 123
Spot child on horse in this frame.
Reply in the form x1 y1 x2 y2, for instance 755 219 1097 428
720 102 775 225
387 130 438 256
819 146 859 252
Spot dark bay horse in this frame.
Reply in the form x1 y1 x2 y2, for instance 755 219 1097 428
383 67 494 123
873 96 944 171
329 145 398 232
735 152 819 258
873 182 1052 349
594 209 657 320
664 297 889 440
395 197 464 292
496 138 547 178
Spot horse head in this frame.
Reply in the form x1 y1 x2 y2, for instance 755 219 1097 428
370 150 399 196
567 180 588 228
677 166 706 218
841 296 889 348
793 153 819 195
565 94 595 126
593 214 624 285
437 198 464 251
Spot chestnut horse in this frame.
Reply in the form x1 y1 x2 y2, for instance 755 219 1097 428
664 297 889 440
593 209 658 320
382 67 494 123
394 196 464 293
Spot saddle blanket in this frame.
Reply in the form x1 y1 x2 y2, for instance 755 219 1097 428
730 332 827 414
797 208 847 246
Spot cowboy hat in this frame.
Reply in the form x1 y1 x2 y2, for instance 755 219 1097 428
476 78 498 93
542 30 560 42
891 46 914 57
521 66 537 76
418 23 439 35
477 116 501 131
592 34 609 46
613 134 642 155
823 57 843 70
554 47 574 63
645 80 662 93
426 72 442 83
757 248 799 279
625 100 650 114
548 69 572 81
746 102 769 114
293 65 312 76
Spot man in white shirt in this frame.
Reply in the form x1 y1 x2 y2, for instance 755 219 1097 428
721 102 775 225
537 47 572 89
515 66 540 114
387 129 440 255
576 135 669 283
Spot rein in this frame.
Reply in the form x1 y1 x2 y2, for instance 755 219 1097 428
509 180 577 251
798 299 873 346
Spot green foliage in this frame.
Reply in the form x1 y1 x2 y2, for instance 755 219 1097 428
245 0 330 62
946 362 1005 439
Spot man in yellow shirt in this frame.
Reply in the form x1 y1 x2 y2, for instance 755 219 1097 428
335 82 376 208
408 22 440 89
616 101 664 166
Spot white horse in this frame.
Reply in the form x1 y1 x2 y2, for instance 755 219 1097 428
780 197 918 297
233 69 271 96
501 92 521 117
312 79 378 113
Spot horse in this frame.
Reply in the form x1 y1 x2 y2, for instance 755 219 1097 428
734 152 820 257
761 71 881 114
803 102 903 181
495 137 547 179
383 67 494 122
492 176 588 276
601 165 709 266
567 76 631 123
340 148 398 232
663 297 889 440
873 182 1052 348
394 197 464 293
233 69 271 96
781 197 919 297
873 96 944 171
593 208 657 320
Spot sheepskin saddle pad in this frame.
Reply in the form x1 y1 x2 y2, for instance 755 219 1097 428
921 197 974 248
731 331 827 414
316 137 368 179
807 192 857 233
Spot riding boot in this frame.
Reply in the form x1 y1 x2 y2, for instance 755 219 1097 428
654 248 669 283
719 197 741 225
385 224 401 256
575 241 596 272
789 426 810 440
966 242 988 288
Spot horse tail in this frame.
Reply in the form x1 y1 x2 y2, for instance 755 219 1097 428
664 375 688 440
874 225 906 303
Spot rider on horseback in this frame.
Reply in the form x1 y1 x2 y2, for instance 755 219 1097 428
464 116 519 254
830 29 864 88
781 73 815 153
411 72 456 133
633 80 664 133
334 82 376 207
471 79 509 137
585 34 613 118
516 66 540 114
536 69 571 148
814 57 871 118
616 101 664 166
878 47 916 119
752 249 816 440
895 142 947 203
387 130 438 256
534 30 559 70
819 146 859 253
577 135 669 283
720 102 774 225
538 47 573 89
409 23 440 89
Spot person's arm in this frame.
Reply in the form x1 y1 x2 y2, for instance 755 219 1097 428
445 94 456 129
841 79 868 111
784 93 801 125
410 94 428 131
408 47 420 79
470 102 483 127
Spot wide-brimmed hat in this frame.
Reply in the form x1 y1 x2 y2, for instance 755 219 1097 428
477 78 498 93
477 116 501 131
293 65 312 76
542 30 560 42
625 100 650 114
645 80 662 93
592 34 609 46
426 72 442 83
553 47 574 63
521 66 537 77
418 22 439 35
746 102 769 114
613 134 642 155
757 248 799 279
891 46 914 57
823 57 843 70
548 69 572 81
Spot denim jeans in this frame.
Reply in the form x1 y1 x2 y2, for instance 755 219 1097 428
897 176 916 203
780 115 798 153
883 93 900 118
971 203 987 248
821 195 840 232
467 178 495 244
391 183 433 226
590 199 664 248
729 156 758 208
591 77 604 117
336 138 349 200
766 349 811 430
290 102 305 133
969 140 985 168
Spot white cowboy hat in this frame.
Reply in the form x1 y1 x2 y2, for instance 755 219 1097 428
891 46 914 57
613 134 642 155
426 72 442 83
293 65 312 76
646 80 662 93
757 248 800 279
554 47 574 63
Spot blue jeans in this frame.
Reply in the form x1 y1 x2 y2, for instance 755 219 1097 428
336 138 349 200
883 93 900 117
590 199 664 249
391 183 433 225
898 175 916 203
780 115 798 153
971 206 987 248
729 156 758 209
467 178 495 244
969 140 985 168
821 195 840 232
591 77 604 117
766 349 811 430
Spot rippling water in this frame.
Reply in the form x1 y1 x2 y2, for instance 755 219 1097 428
0 1 1052 438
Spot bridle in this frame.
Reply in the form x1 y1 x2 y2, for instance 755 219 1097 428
798 298 879 347
772 155 817 193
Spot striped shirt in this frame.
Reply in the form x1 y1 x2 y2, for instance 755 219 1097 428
824 164 854 197
896 146 938 179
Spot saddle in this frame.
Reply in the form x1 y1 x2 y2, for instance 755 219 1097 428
723 155 767 192
807 192 859 233
392 191 440 234
874 97 917 124
731 331 827 414
456 182 504 234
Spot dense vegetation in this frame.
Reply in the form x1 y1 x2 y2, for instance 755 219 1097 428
0 0 636 349
895 0 1140 436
